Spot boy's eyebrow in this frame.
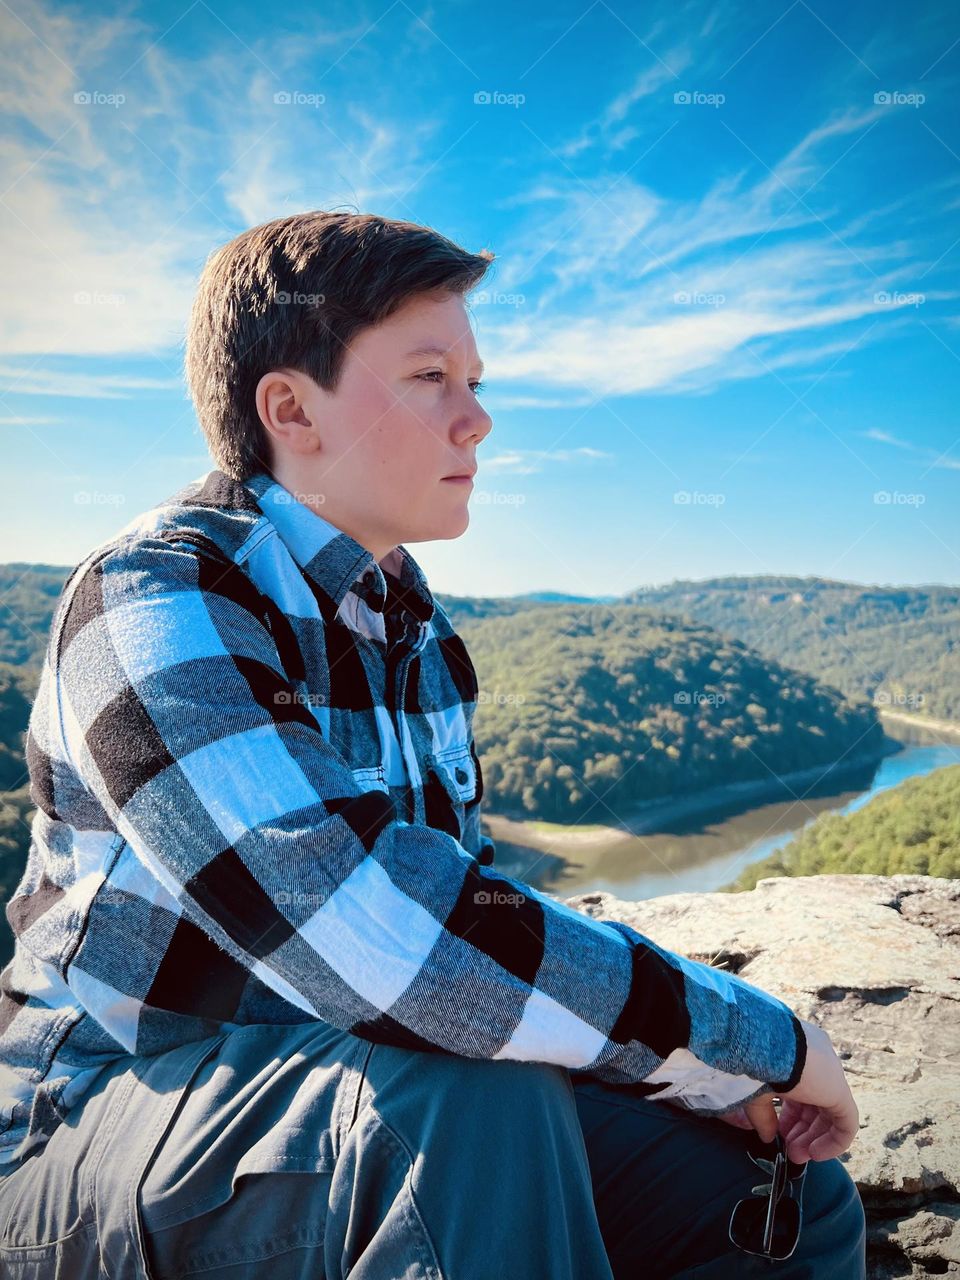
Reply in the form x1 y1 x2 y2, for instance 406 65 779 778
406 343 485 373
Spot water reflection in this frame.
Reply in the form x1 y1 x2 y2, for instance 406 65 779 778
486 720 960 902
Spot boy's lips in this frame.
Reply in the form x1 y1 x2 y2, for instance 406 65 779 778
441 468 476 482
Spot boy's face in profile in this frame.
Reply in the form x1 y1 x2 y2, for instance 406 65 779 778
259 290 492 564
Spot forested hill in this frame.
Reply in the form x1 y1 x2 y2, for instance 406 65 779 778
723 762 960 891
457 604 883 823
0 563 897 963
0 563 72 668
623 576 960 721
8 568 959 728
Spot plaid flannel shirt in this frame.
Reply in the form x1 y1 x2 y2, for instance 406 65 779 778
0 468 806 1167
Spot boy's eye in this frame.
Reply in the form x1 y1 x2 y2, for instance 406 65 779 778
418 372 486 395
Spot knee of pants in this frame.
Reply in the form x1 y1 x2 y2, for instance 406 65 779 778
431 1053 574 1111
358 1044 578 1149
804 1156 866 1254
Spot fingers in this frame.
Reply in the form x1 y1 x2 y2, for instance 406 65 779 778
790 1112 858 1162
715 1107 753 1130
782 1106 818 1148
718 1092 858 1163
785 1113 829 1162
743 1095 779 1143
807 1130 845 1161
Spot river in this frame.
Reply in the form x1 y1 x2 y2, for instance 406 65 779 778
485 716 960 902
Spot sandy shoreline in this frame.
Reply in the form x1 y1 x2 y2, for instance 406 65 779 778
876 709 960 737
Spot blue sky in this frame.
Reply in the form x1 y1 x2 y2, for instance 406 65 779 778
1 0 958 598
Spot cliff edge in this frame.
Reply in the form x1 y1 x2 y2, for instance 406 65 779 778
563 874 960 1278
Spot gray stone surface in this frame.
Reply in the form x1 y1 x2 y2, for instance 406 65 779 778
561 874 960 1278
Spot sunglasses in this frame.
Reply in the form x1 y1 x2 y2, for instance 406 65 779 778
728 1129 808 1261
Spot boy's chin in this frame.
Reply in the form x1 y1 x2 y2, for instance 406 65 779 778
442 505 471 536
407 507 470 543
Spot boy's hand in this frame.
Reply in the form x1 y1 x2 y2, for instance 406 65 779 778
715 1095 778 1142
716 1017 860 1164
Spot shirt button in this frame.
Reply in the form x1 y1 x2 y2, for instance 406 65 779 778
362 570 376 587
454 766 469 784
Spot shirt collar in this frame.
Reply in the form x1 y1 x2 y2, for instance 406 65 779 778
239 469 435 627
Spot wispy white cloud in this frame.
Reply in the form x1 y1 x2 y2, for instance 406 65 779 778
556 48 693 159
0 414 62 424
0 0 442 377
482 392 598 410
479 273 921 399
477 98 953 398
2 0 955 425
858 426 960 471
0 363 181 398
483 445 614 474
467 0 959 404
859 427 914 448
217 71 445 227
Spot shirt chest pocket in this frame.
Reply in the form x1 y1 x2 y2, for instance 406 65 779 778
424 742 477 841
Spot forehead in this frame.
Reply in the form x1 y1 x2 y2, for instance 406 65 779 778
404 342 484 371
376 292 483 363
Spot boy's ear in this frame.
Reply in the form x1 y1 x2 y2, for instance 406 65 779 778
257 368 313 432
256 369 317 451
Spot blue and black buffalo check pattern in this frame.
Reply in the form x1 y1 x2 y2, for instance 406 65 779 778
0 468 805 1165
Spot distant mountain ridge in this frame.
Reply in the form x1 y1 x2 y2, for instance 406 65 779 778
0 565 957 962
5 564 958 717
623 575 960 721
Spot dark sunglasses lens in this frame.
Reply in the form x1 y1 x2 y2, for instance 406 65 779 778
730 1196 801 1259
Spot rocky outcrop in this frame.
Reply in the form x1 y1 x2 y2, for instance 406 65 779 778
562 874 960 1279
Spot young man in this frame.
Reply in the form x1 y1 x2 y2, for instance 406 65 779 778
0 211 866 1278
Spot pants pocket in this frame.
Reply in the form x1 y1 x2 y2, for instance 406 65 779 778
137 1023 370 1231
0 1155 98 1258
0 1219 102 1280
144 1169 335 1279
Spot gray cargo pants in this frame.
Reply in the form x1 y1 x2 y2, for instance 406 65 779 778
0 1021 866 1278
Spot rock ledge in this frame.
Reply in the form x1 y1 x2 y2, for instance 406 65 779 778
562 874 960 1279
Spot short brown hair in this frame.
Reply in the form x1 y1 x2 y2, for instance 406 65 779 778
184 210 495 480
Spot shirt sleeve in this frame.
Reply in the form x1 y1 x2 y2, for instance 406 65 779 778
54 535 806 1115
